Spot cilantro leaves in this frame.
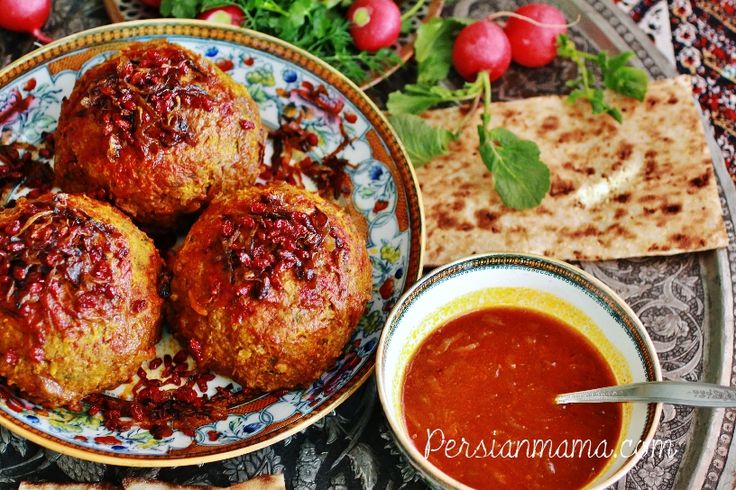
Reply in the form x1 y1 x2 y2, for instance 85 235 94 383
557 34 648 122
160 0 399 84
161 0 200 18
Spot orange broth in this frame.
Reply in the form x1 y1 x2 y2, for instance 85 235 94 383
402 306 622 489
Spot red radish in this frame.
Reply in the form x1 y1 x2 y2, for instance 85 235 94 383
139 0 160 8
347 0 401 52
196 5 246 26
452 20 511 82
504 3 567 68
0 0 53 43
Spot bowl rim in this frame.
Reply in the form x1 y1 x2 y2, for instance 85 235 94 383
0 18 426 467
376 252 663 490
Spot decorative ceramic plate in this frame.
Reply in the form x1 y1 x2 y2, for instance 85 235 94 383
0 20 423 466
102 0 445 90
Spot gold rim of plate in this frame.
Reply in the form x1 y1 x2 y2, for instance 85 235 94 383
101 0 446 90
0 18 426 467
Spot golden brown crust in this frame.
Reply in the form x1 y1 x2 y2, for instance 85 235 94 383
54 40 265 231
169 183 372 391
0 193 163 408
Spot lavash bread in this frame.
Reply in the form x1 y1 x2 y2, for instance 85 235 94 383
19 485 116 490
416 75 728 265
121 476 285 490
19 476 285 490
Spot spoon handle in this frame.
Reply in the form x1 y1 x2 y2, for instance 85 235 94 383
556 381 736 407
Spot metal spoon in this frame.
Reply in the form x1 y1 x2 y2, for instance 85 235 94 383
556 381 736 407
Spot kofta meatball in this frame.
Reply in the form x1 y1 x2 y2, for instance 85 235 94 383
169 183 372 391
0 193 163 408
54 40 264 231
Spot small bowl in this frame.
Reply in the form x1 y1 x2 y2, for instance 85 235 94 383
376 253 662 490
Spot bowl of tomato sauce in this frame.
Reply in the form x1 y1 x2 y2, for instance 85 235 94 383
376 253 662 490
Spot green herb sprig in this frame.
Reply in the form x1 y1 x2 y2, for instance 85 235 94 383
388 17 550 210
387 77 483 115
389 113 456 166
476 72 550 210
556 34 648 122
160 0 400 84
388 77 551 210
386 19 651 210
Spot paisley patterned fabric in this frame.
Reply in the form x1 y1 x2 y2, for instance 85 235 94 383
614 0 736 183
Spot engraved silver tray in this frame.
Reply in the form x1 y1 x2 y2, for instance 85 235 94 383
448 1 736 488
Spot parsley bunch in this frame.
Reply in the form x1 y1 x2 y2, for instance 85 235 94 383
160 0 400 84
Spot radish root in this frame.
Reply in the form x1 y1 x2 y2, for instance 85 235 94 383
31 28 53 43
485 11 581 29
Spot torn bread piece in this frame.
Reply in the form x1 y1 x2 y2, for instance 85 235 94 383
20 475 285 490
19 484 116 490
122 476 285 490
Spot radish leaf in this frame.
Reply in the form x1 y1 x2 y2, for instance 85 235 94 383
387 78 483 115
478 127 550 210
388 114 456 167
414 17 469 84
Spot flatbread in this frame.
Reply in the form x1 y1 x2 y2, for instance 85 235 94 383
20 476 285 490
416 75 728 265
121 477 285 490
19 485 115 490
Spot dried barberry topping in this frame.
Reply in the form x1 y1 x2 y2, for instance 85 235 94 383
261 87 354 200
302 156 353 200
80 44 226 159
0 134 55 201
294 81 344 115
0 194 129 353
83 350 250 439
260 114 319 188
216 194 341 300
